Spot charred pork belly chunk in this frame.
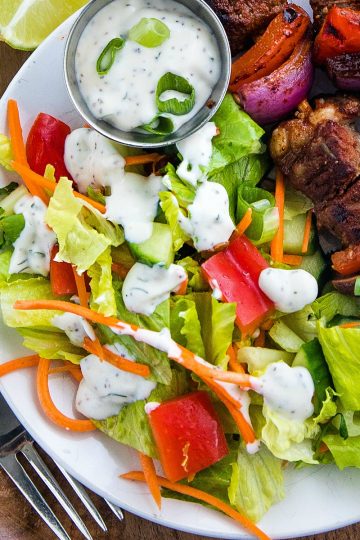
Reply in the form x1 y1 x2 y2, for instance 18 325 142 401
310 0 360 31
206 0 287 54
270 95 360 266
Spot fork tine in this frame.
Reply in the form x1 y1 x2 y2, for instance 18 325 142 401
21 442 93 540
54 461 108 532
0 453 71 540
105 499 124 521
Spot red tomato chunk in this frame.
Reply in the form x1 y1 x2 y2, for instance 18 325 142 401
26 113 71 179
149 391 228 482
50 245 77 296
202 235 274 337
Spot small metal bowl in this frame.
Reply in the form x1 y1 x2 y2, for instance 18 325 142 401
64 0 231 148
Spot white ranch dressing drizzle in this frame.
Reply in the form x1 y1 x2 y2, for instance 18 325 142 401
252 361 314 422
122 262 187 315
52 313 96 347
176 122 217 185
75 0 221 132
64 129 162 243
258 268 318 313
178 181 234 251
76 346 156 420
9 195 56 277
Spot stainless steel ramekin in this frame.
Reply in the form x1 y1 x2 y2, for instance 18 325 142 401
64 0 231 148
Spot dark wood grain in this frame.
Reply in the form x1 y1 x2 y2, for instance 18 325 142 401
0 41 359 540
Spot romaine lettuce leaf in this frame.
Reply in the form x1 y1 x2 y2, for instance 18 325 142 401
323 434 360 469
312 292 360 323
88 247 116 317
282 305 317 342
0 134 13 171
269 320 304 353
46 178 123 274
209 94 264 173
333 407 360 437
0 211 25 249
162 163 195 208
318 323 360 410
0 277 66 327
170 296 205 357
313 387 338 425
159 191 190 252
177 256 209 292
283 186 313 220
228 443 284 522
94 368 189 457
18 327 84 363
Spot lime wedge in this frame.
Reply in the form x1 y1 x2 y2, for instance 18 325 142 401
0 0 88 50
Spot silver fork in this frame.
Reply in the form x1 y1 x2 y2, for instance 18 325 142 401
0 392 124 539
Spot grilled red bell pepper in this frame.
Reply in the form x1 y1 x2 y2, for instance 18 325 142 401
314 7 360 65
202 235 274 336
26 113 71 179
50 245 77 296
149 391 228 482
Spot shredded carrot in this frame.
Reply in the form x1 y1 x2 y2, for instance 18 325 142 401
11 161 106 214
260 319 274 331
37 357 95 431
339 321 360 329
318 442 329 454
138 452 162 510
254 329 265 348
270 169 285 263
83 337 150 377
0 355 39 377
174 277 188 296
225 399 256 444
125 153 164 166
8 101 48 204
227 345 245 374
49 365 82 376
301 209 313 254
69 369 83 383
72 267 89 308
236 208 253 237
121 472 270 540
282 254 303 266
111 262 130 279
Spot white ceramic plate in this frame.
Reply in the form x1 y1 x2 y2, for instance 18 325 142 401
1 3 360 539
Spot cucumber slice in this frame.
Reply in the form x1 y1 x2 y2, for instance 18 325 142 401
129 223 174 267
299 250 327 281
283 214 316 255
269 320 304 353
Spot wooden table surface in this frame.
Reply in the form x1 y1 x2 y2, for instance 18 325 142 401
1 42 359 540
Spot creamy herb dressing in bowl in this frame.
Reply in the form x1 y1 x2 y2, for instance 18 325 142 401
64 0 231 147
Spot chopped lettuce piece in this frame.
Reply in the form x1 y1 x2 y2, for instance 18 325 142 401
0 211 25 249
159 191 190 252
333 408 360 437
323 434 360 469
269 320 304 353
237 347 294 375
18 327 84 363
228 443 284 522
170 296 205 357
177 256 209 292
88 247 116 317
0 185 28 215
162 163 196 207
282 305 317 342
209 94 264 173
318 323 360 410
0 277 66 328
94 368 189 457
0 134 13 171
283 186 313 220
313 388 338 425
312 292 360 323
193 292 236 368
46 178 123 274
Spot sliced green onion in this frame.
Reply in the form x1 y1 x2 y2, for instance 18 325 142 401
140 114 174 135
236 185 279 245
128 18 170 48
156 72 195 115
355 277 360 296
96 37 125 76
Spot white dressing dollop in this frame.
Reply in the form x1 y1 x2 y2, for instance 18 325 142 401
176 122 217 185
122 262 187 315
76 348 156 420
64 128 163 243
253 361 314 422
9 195 56 277
178 182 234 251
52 313 96 347
258 268 318 314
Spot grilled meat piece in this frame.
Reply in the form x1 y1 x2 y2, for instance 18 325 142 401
207 0 287 54
310 0 360 31
270 95 360 254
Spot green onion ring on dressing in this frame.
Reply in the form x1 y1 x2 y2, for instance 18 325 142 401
96 37 126 76
128 18 170 48
156 72 195 115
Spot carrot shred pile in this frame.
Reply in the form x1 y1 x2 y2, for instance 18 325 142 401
236 208 253 236
0 355 39 377
227 345 245 374
83 337 150 377
121 471 270 540
270 169 285 263
72 267 90 308
138 452 162 510
301 209 313 254
282 254 303 266
339 321 360 329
